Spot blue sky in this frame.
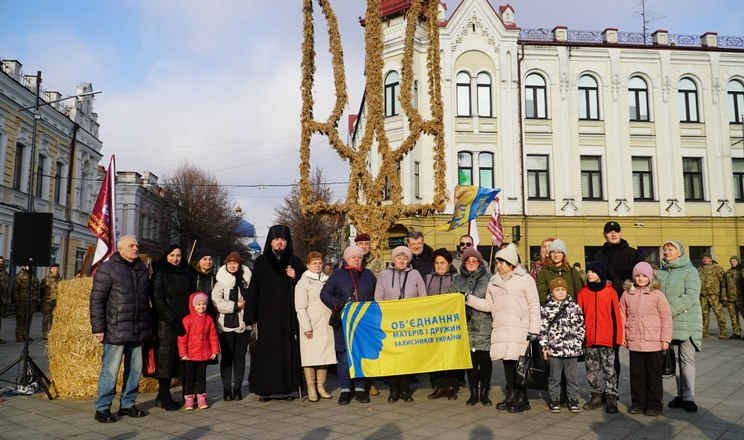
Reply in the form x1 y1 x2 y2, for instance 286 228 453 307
2 0 742 241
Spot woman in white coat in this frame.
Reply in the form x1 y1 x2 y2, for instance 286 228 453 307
295 252 336 402
465 244 541 413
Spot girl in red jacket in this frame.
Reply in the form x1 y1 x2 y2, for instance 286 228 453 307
577 261 623 414
179 292 220 410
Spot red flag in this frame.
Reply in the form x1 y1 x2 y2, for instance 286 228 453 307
87 155 116 274
488 197 503 247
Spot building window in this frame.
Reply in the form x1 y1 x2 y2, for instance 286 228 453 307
678 78 699 122
54 162 63 204
728 80 744 123
414 161 421 199
638 246 660 267
632 156 654 201
525 73 547 119
457 151 473 185
479 152 494 188
682 157 704 201
733 158 744 202
629 76 650 121
36 155 46 198
384 71 400 117
580 155 603 200
578 75 600 120
13 143 25 191
477 72 492 117
456 71 471 117
74 248 86 275
526 154 550 199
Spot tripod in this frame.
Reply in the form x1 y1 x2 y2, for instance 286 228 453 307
0 263 53 400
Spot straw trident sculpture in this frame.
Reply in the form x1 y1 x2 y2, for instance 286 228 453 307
299 0 447 255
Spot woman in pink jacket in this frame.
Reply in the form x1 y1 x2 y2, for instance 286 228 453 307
620 262 672 417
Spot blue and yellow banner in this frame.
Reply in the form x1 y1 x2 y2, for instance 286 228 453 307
445 185 500 231
342 294 472 378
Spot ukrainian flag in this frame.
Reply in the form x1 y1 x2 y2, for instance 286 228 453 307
442 185 500 231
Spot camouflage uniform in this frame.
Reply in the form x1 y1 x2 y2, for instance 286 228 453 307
698 262 727 338
0 264 9 343
40 271 62 339
723 260 743 338
584 346 618 398
363 254 385 277
12 268 40 342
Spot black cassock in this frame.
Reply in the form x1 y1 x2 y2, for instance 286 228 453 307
245 225 306 397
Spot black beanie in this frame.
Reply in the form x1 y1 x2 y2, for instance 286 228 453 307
586 260 608 292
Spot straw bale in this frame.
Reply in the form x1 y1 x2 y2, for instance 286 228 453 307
48 277 166 398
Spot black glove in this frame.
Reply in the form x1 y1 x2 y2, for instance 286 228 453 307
527 333 538 341
173 321 186 336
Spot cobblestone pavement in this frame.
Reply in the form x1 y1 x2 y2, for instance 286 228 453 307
0 312 742 439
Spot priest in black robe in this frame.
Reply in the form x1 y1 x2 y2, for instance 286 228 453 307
245 225 307 401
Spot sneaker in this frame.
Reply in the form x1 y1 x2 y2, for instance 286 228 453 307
668 396 684 408
628 405 644 414
549 400 561 413
683 401 698 412
567 399 581 413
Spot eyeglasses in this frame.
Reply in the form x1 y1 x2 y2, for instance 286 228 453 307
459 242 473 247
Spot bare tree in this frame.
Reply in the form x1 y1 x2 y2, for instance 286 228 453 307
160 161 247 261
274 168 345 261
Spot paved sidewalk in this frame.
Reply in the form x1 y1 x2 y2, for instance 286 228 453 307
0 313 742 439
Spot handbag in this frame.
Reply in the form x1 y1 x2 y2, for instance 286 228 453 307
143 337 157 376
328 308 343 328
515 339 549 390
662 348 676 377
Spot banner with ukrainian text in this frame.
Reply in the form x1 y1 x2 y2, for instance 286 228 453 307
342 294 472 378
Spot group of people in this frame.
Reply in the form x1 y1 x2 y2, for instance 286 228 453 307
87 220 742 423
0 256 62 345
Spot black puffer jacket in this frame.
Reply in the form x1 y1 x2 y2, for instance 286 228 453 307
90 253 152 344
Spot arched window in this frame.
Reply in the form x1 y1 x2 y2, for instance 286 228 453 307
456 72 471 117
525 73 547 119
477 72 492 117
457 151 473 185
384 71 400 117
728 80 744 123
628 76 649 121
578 75 599 120
678 78 699 122
479 152 494 188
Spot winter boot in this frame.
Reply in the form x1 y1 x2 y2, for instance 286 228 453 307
466 387 479 406
304 367 319 402
155 380 180 411
197 393 208 409
583 392 603 410
183 394 195 411
316 367 333 399
606 395 619 414
496 389 514 410
507 389 531 413
480 387 493 406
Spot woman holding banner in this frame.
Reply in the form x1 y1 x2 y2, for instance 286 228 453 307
320 245 376 405
448 247 493 406
465 244 541 413
375 246 427 403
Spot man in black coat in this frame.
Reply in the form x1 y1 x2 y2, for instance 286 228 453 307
245 225 307 401
408 230 434 277
90 235 151 423
593 221 640 298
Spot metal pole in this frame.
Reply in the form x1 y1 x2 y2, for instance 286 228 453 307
27 71 41 212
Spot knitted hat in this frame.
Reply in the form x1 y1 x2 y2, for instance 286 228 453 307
663 240 685 256
495 243 519 267
192 292 209 307
343 245 364 262
225 251 241 264
391 245 412 262
731 256 741 264
632 262 653 281
354 233 371 243
548 239 567 256
461 247 484 265
433 247 453 264
586 260 608 284
548 277 568 292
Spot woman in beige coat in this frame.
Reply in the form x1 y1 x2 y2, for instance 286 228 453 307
294 252 336 402
465 244 541 413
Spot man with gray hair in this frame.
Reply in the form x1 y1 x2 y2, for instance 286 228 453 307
90 235 152 423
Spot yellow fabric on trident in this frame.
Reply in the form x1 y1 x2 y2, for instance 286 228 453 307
342 293 472 378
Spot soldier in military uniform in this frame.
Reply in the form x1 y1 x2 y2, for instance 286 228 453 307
41 263 63 339
12 265 40 342
0 256 10 344
723 256 743 340
698 253 727 339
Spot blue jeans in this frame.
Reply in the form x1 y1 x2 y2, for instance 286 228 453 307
95 342 143 411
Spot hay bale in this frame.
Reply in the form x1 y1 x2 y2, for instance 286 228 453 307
48 277 161 398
